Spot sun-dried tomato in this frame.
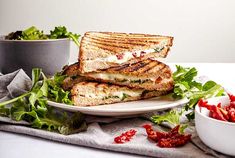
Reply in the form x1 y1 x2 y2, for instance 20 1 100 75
142 124 159 141
114 129 137 144
198 94 235 122
228 108 235 122
228 93 235 102
198 99 228 121
116 53 124 60
220 108 229 120
132 52 137 58
140 51 146 58
143 124 191 148
212 106 228 121
230 102 235 108
158 134 191 148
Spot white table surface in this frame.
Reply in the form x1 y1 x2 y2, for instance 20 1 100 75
0 63 235 158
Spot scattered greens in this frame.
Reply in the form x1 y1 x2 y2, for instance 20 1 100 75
154 47 164 53
0 69 87 135
47 73 73 105
5 26 80 46
151 65 225 129
151 110 180 126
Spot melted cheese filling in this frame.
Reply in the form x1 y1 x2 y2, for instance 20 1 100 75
85 41 167 64
88 73 156 82
84 90 142 99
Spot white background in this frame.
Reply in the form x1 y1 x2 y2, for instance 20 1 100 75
0 0 235 63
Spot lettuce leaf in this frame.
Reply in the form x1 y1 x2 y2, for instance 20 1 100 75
0 68 86 134
151 65 225 127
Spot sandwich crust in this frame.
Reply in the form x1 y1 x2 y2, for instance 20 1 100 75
83 59 174 91
71 81 169 106
79 32 173 73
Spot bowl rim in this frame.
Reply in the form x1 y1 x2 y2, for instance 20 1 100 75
195 95 235 126
0 35 70 42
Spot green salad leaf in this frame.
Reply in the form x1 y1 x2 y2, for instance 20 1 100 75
49 26 80 46
47 72 73 105
151 109 180 126
0 68 86 134
151 65 225 127
5 26 80 46
20 26 48 40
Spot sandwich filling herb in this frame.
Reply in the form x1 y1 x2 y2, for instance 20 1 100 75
103 96 120 100
154 46 165 53
130 79 151 84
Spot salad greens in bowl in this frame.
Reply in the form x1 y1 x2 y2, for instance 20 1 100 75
0 26 80 76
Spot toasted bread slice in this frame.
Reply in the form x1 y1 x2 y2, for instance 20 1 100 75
82 59 174 91
71 81 169 106
79 32 173 73
62 62 80 77
61 62 86 90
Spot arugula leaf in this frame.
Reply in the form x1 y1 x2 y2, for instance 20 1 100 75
32 68 42 88
178 124 188 134
0 92 31 108
10 98 37 121
151 65 225 128
20 26 48 40
0 69 85 134
202 80 216 91
29 90 43 107
151 110 180 126
6 26 80 46
49 26 80 46
0 107 10 116
47 73 73 105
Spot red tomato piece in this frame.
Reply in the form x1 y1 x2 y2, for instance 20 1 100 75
114 129 137 144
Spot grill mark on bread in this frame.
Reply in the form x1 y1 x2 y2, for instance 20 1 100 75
82 42 128 53
83 37 134 50
79 32 174 73
84 35 162 45
107 59 161 74
85 32 172 39
141 60 160 73
82 38 163 53
147 63 167 74
127 60 152 72
71 79 171 106
62 62 80 76
110 63 131 71
84 36 149 46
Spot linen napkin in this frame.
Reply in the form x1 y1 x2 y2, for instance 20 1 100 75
0 70 231 158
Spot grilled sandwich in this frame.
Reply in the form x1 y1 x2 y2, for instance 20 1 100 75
79 32 173 73
71 81 168 106
82 59 174 91
61 62 87 90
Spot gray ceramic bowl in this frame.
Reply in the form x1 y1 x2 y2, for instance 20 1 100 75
0 36 70 76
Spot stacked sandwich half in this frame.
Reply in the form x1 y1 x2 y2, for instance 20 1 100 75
62 32 174 106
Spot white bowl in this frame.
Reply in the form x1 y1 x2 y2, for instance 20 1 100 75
195 96 235 156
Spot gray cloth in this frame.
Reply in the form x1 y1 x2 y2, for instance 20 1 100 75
0 70 230 158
